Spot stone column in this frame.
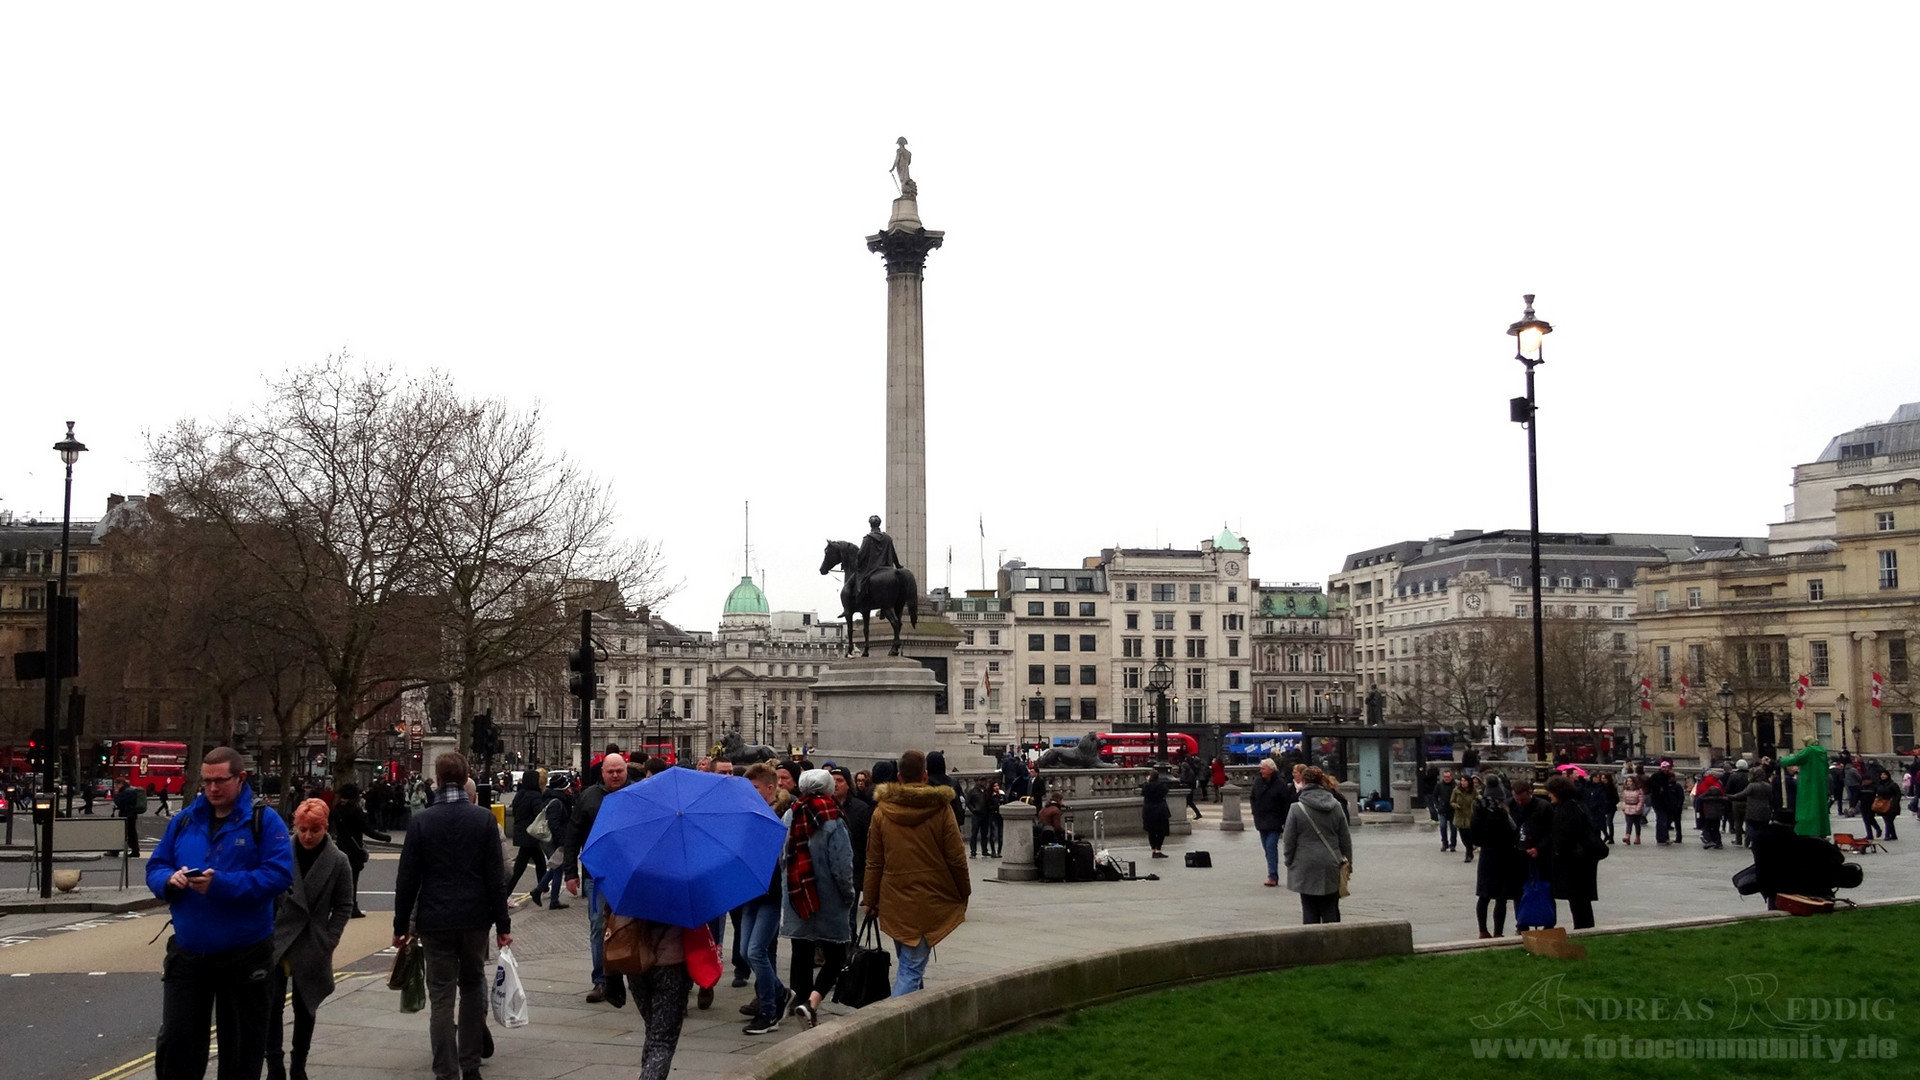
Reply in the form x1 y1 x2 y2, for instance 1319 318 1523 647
1219 783 1246 832
998 799 1038 881
866 186 943 592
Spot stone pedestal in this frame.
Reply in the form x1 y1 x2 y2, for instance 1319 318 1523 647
813 656 970 764
1219 783 1246 832
997 800 1038 881
1338 780 1361 824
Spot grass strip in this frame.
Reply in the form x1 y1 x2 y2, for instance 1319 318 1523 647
930 904 1920 1080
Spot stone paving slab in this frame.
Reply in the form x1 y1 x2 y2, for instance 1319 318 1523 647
105 812 1920 1080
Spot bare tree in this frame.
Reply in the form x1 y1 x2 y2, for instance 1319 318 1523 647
1393 619 1530 740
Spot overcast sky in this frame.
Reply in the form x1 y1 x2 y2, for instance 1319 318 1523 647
3 4 1916 631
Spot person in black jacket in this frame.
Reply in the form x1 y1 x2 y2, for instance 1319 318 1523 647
1141 766 1174 859
331 783 390 918
1532 775 1603 930
530 776 573 910
1469 774 1523 938
563 753 630 1005
503 772 547 901
1508 780 1554 932
1249 758 1296 887
391 752 510 1080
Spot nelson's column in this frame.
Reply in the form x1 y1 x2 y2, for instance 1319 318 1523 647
814 138 969 764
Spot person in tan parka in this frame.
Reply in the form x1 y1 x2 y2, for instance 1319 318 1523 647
862 749 970 996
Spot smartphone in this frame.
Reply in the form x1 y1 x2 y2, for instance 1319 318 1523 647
180 867 208 877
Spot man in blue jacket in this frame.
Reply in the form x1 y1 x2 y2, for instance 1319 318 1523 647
146 746 296 1080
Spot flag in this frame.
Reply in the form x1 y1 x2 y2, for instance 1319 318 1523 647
1795 673 1810 710
1872 671 1884 708
1640 676 1652 711
1678 674 1689 709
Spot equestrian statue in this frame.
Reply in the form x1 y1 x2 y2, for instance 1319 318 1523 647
820 514 919 657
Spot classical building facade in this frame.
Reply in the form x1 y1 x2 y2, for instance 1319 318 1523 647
1098 530 1255 732
1003 564 1111 746
1638 478 1920 760
945 589 1015 741
1250 583 1354 726
1770 402 1920 554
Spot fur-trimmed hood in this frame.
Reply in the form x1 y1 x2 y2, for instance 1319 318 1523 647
873 781 956 825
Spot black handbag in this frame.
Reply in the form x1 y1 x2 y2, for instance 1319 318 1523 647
832 912 893 1009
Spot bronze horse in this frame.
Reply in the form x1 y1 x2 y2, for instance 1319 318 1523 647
820 539 919 657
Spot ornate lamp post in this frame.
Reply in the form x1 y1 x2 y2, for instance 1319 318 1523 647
1506 297 1553 777
1837 693 1849 757
37 422 86 897
1147 660 1174 764
1482 685 1500 746
522 703 539 765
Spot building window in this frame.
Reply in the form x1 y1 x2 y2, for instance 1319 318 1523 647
1028 601 1044 616
1607 577 1620 589
1228 638 1241 657
1123 637 1143 657
1265 688 1279 712
1227 586 1238 603
1686 587 1702 610
1188 612 1202 631
1027 665 1044 685
1123 666 1141 689
1580 576 1593 588
988 630 1000 645
1558 575 1573 588
1880 550 1899 590
1054 665 1071 685
1187 639 1207 658
1151 584 1175 602
1153 612 1175 631
1586 606 1599 618
1894 713 1916 754
1155 638 1175 658
1657 646 1672 687
1080 602 1096 617
1055 698 1072 720
1228 670 1240 690
1079 665 1097 685
1509 574 1523 588
1688 643 1705 680
963 630 975 645
1654 590 1669 612
963 688 976 711
1029 697 1046 721
1187 667 1205 690
1079 698 1098 721
1514 605 1527 618
1810 640 1829 686
1079 634 1096 651
1123 697 1143 722
1125 583 1138 601
1053 634 1071 652
988 660 1001 672
1028 634 1045 651
661 668 672 685
1074 576 1093 591
1808 579 1825 602
616 697 630 719
1049 577 1067 590
1051 601 1068 617
1878 511 1897 531
1188 699 1206 723
1612 606 1626 619
1189 584 1202 602
1889 637 1909 682
1661 714 1676 753
1126 612 1139 630
1229 700 1242 724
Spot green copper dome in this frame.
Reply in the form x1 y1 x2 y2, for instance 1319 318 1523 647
1215 526 1245 552
723 575 770 615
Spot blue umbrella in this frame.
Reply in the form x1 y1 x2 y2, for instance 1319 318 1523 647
581 767 785 927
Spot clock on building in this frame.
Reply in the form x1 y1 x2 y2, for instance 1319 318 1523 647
1225 561 1240 576
1464 592 1483 610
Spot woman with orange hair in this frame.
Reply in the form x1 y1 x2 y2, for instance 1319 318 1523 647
267 798 355 1080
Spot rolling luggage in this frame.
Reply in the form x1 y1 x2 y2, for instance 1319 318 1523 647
1041 843 1069 883
1066 839 1096 882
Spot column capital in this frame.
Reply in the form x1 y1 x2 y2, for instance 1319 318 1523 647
866 227 945 276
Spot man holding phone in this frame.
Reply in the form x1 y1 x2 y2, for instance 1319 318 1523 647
145 746 295 1080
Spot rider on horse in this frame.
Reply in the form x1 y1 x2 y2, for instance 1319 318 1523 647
854 515 902 606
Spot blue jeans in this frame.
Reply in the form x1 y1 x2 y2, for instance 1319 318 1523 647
741 899 784 1019
584 874 606 989
1260 829 1280 881
893 937 932 996
1439 816 1457 849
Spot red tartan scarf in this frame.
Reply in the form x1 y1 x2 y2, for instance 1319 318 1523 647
784 794 842 920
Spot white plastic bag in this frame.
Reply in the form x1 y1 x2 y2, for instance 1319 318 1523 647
490 946 529 1028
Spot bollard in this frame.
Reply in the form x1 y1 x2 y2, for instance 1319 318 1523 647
1392 779 1414 816
997 800 1039 881
1218 783 1246 832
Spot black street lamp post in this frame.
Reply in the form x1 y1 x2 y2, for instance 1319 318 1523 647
1506 297 1553 778
1147 660 1174 764
1482 686 1500 746
522 703 539 764
39 422 86 898
1837 694 1850 757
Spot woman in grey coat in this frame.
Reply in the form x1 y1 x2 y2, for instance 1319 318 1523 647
779 768 856 1028
269 798 356 1080
1281 766 1353 925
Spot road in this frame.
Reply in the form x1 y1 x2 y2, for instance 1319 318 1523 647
0 811 408 1080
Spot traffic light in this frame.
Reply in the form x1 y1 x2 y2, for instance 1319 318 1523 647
470 711 496 758
567 611 597 712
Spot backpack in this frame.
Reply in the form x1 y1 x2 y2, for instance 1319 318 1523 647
133 787 149 813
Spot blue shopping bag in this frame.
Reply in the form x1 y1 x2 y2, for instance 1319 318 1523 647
1517 871 1557 930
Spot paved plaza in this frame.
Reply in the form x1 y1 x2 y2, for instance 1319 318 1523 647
84 810 1920 1080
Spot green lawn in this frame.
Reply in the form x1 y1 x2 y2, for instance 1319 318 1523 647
930 905 1920 1080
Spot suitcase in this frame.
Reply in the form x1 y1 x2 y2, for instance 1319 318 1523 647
1067 839 1096 882
1184 850 1212 868
1040 843 1069 883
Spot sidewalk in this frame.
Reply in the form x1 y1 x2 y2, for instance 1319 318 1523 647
123 811 1920 1080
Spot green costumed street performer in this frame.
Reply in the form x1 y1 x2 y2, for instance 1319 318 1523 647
1776 742 1831 839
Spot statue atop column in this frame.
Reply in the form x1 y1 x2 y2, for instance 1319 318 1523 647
891 137 915 195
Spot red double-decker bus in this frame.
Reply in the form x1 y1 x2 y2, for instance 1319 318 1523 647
1097 732 1199 765
106 739 188 794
